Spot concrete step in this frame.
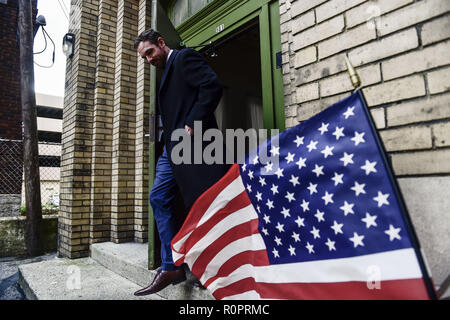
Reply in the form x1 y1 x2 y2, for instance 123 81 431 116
18 256 164 300
90 242 214 300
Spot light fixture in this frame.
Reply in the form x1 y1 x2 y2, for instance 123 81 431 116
33 15 46 38
62 33 75 59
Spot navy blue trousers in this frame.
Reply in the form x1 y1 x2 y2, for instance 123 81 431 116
149 147 183 271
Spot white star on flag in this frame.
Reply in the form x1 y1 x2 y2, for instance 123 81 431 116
343 106 355 119
361 212 377 228
332 126 345 140
361 160 377 175
351 131 366 146
340 152 354 166
351 181 366 196
307 140 318 152
373 191 390 207
293 135 304 147
318 122 329 135
349 232 365 248
321 145 334 158
385 224 402 241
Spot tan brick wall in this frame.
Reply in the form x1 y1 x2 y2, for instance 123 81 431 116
60 0 151 258
281 0 450 178
59 0 98 259
281 0 450 286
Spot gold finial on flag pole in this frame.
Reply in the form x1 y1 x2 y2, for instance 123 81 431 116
345 55 361 89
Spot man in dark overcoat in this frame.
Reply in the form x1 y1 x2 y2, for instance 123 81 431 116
133 29 230 296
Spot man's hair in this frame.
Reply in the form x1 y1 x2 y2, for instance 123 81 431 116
134 29 163 49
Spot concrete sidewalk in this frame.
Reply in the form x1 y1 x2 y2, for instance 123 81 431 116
0 253 56 300
17 242 214 300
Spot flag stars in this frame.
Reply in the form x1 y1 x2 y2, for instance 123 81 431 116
259 177 266 187
291 232 300 242
296 157 307 170
351 131 366 146
285 152 295 164
361 160 377 175
264 161 273 173
266 199 274 210
318 122 329 135
272 248 280 258
307 140 318 152
331 172 344 186
263 214 271 224
385 224 402 241
307 182 318 195
294 135 304 147
285 191 296 203
289 175 300 187
332 126 345 140
252 155 259 165
274 236 282 246
361 212 377 229
288 245 296 256
300 199 310 212
270 184 279 195
255 191 262 202
351 181 366 196
270 145 280 157
261 227 269 236
343 106 355 119
321 145 334 158
349 232 365 248
295 216 305 228
331 221 344 235
281 207 291 218
310 226 321 239
312 164 325 177
373 191 390 207
306 242 315 254
340 201 355 216
314 209 325 223
248 170 254 180
340 152 354 166
275 167 284 179
322 191 334 205
275 222 285 233
246 184 252 193
325 238 336 251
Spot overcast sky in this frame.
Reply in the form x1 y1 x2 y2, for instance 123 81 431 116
33 0 71 97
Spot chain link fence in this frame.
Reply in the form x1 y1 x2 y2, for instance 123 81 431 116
0 139 60 217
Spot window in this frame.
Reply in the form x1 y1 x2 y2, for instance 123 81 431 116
171 0 213 27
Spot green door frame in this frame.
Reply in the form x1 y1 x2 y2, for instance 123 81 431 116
148 0 285 270
173 0 285 130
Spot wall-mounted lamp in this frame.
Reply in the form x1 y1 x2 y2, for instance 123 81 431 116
62 33 75 59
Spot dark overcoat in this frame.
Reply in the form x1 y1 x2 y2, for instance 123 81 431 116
158 48 231 210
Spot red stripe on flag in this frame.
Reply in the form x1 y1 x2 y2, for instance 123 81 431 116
172 190 251 265
192 219 260 277
203 250 270 288
171 164 241 244
213 278 430 300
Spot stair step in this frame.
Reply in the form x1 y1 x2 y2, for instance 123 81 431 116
90 242 214 300
18 257 163 300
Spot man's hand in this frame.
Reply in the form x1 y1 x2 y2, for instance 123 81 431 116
185 125 194 136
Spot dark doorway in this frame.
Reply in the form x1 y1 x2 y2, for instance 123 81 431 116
203 21 264 133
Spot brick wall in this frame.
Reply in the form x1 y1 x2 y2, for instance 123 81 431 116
59 0 150 258
0 0 37 194
281 0 450 286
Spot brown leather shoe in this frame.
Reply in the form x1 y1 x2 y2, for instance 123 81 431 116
133 268 186 296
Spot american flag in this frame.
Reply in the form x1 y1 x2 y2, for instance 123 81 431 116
171 91 433 300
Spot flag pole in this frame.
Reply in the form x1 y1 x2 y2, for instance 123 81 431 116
345 55 438 300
